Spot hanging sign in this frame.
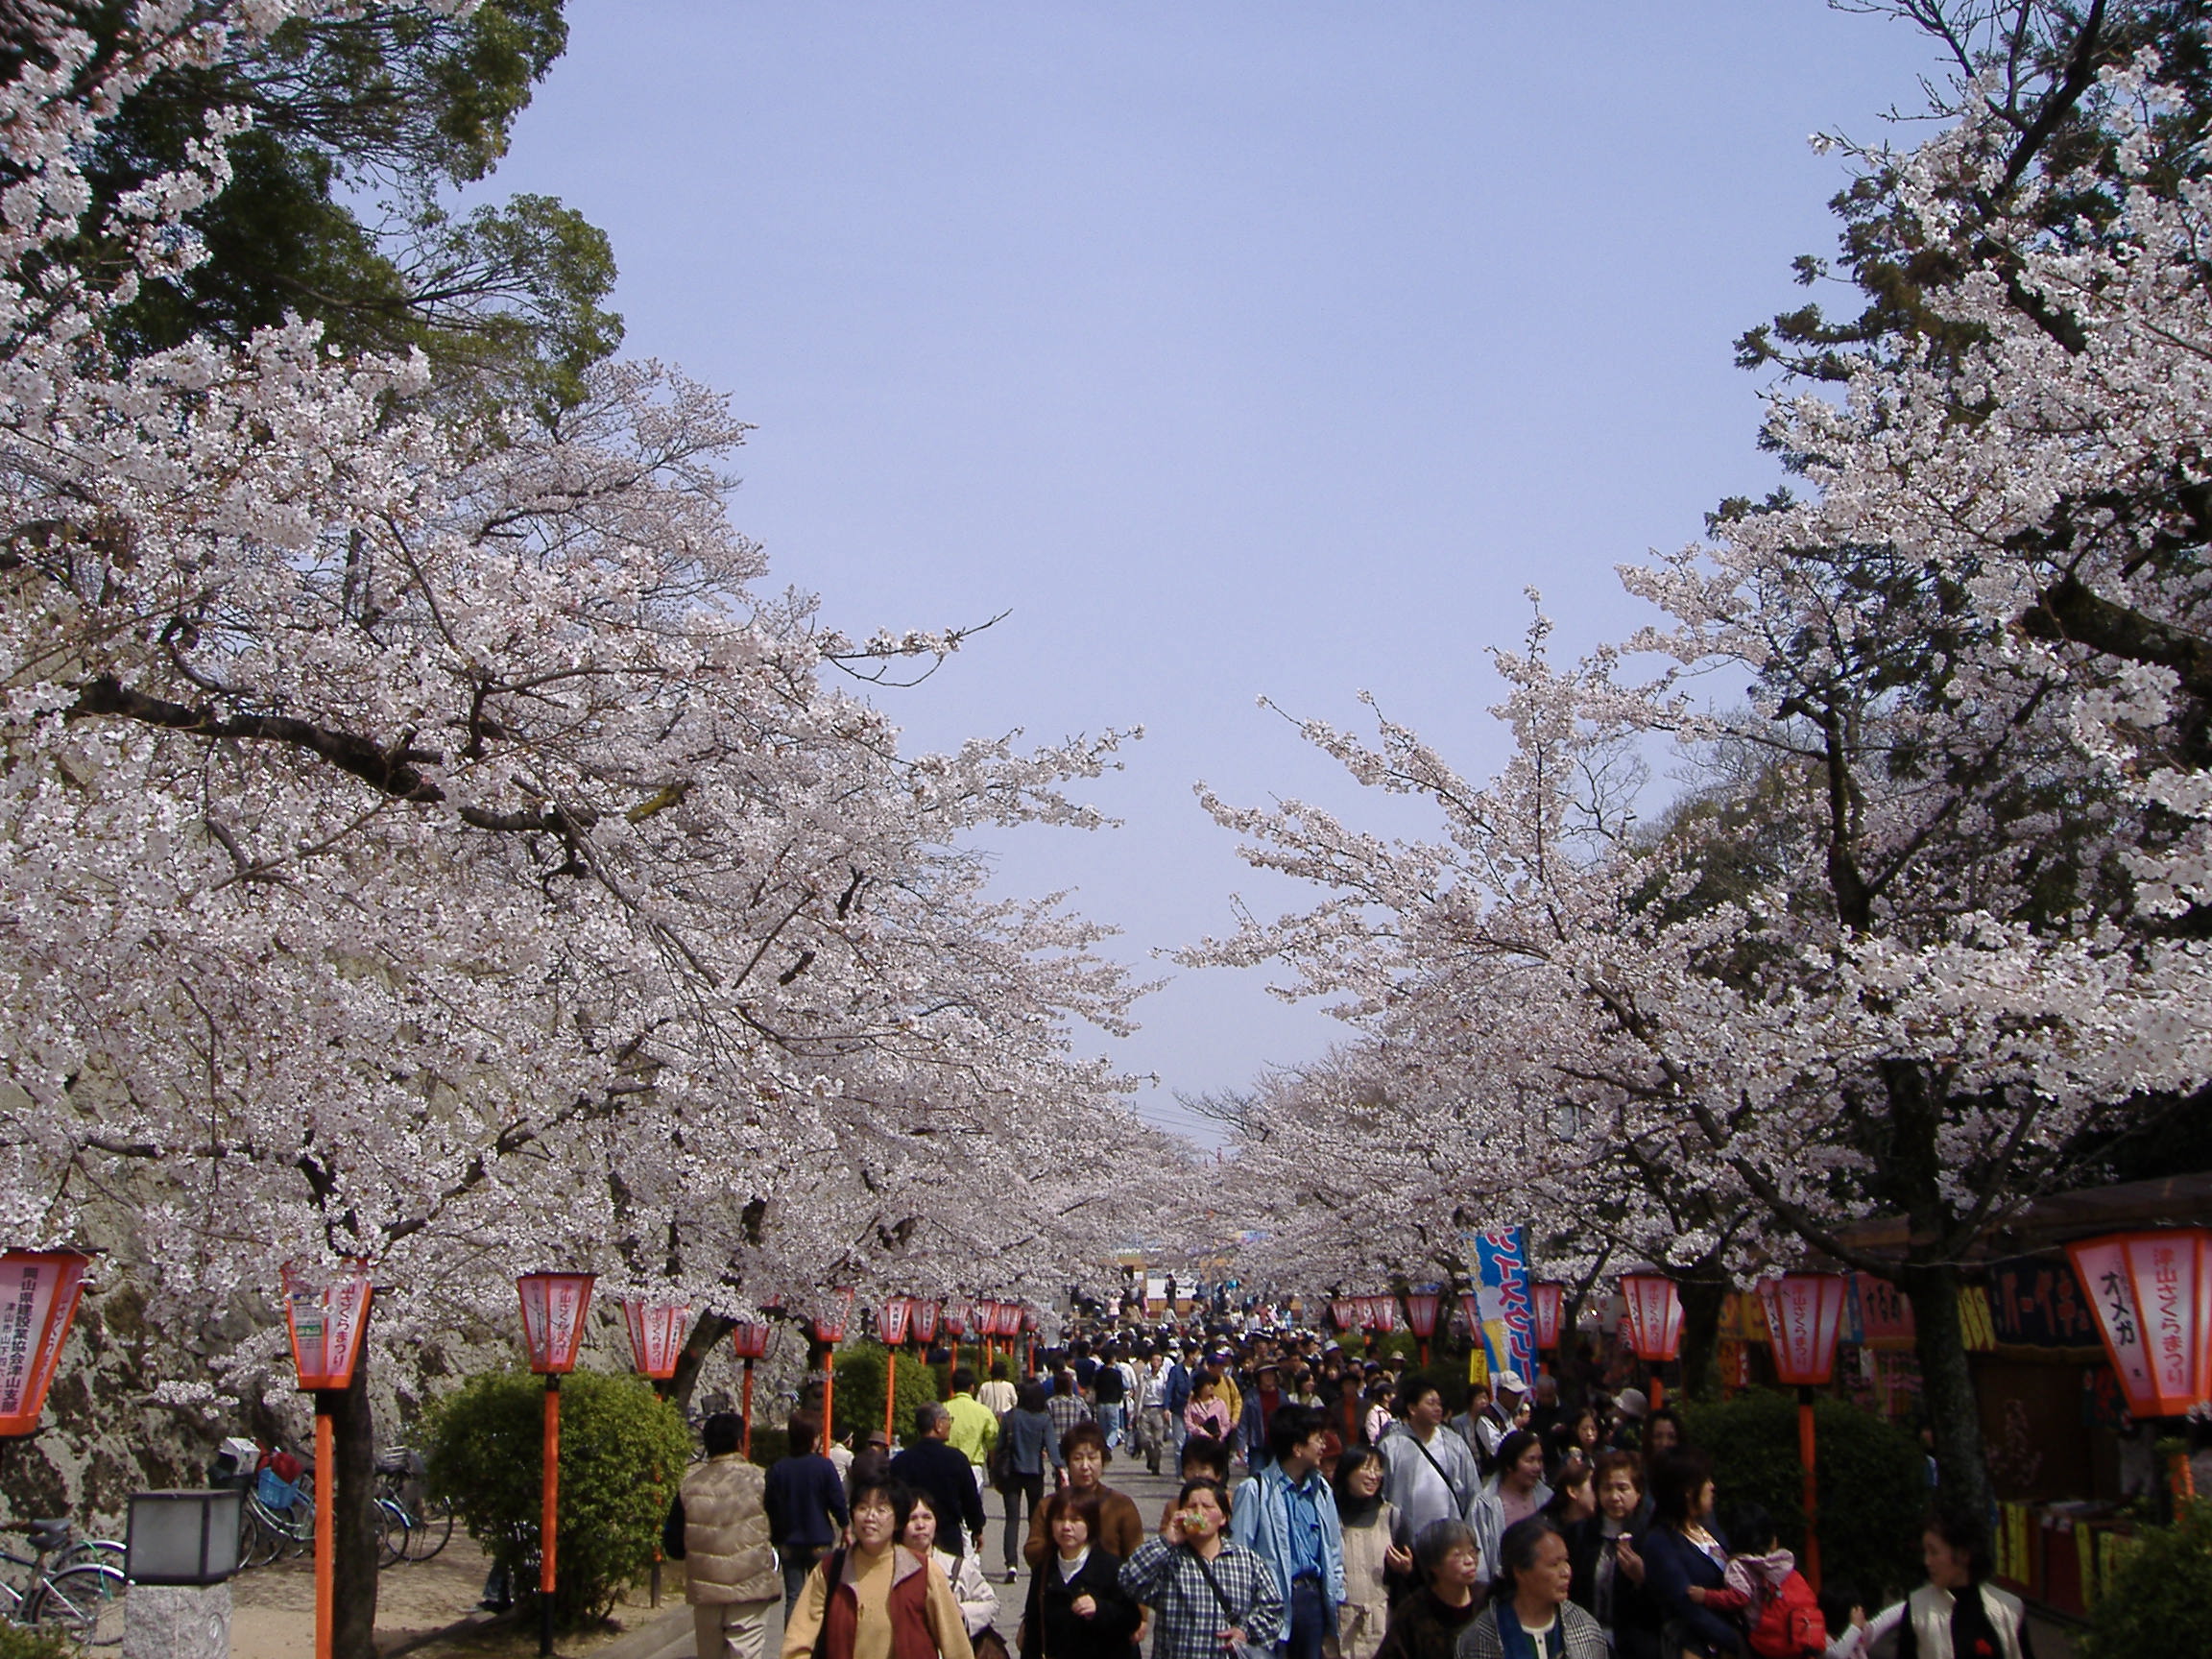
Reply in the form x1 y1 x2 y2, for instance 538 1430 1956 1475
1757 1274 1850 1386
621 1299 689 1381
281 1260 373 1393
1619 1273 1685 1363
517 1272 595 1374
0 1251 89 1436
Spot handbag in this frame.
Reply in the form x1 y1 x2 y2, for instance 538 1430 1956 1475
1187 1544 1275 1659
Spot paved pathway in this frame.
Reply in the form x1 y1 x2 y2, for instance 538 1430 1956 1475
602 1447 1187 1659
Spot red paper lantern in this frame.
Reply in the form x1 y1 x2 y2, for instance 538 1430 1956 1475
1619 1274 1685 1363
911 1299 941 1344
517 1272 596 1374
620 1299 689 1381
988 1301 1016 1337
1757 1274 1850 1386
1331 1298 1358 1331
281 1260 373 1393
943 1304 969 1338
2070 1229 2212 1417
812 1287 855 1344
1022 1307 1038 1334
1368 1296 1398 1334
1459 1291 1483 1334
1531 1283 1565 1352
878 1295 913 1346
729 1320 773 1360
1406 1290 1441 1338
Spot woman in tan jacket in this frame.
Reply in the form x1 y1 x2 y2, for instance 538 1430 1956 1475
782 1477 975 1659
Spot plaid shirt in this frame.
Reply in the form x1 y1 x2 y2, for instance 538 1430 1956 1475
1119 1537 1285 1659
1046 1390 1094 1449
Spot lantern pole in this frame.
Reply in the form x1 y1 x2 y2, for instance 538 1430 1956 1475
741 1358 757 1455
313 1392 337 1657
541 1373 561 1656
1798 1385 1820 1589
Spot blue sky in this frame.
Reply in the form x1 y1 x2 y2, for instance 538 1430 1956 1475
479 3 1947 1140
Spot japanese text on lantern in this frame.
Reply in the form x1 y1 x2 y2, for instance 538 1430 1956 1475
0 1253 86 1434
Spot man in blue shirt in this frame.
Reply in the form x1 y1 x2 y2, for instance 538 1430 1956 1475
1229 1405 1344 1659
761 1409 849 1613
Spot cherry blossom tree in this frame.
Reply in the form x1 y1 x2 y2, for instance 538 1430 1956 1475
1 5 1166 1644
1193 51 2212 1514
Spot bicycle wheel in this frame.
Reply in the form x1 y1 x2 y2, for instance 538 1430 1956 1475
239 1498 283 1569
280 1492 316 1558
58 1538 126 1575
402 1495 455 1562
373 1498 406 1568
26 1561 127 1647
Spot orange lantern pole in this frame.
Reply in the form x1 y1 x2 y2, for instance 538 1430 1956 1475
911 1298 943 1395
814 1290 855 1454
878 1297 914 1442
517 1272 595 1657
1619 1274 1685 1413
944 1304 970 1389
280 1261 372 1659
2070 1230 2212 1514
620 1300 688 1609
730 1321 773 1456
1757 1273 1851 1593
1530 1283 1566 1376
1406 1289 1441 1368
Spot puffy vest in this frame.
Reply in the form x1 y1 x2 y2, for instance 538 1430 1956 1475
1905 1581 2027 1659
683 1454 778 1604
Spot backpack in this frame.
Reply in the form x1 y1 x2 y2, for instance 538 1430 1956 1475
1746 1572 1826 1659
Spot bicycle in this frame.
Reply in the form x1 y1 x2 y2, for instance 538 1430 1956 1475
213 1436 315 1568
371 1450 454 1565
0 1518 127 1647
240 1466 315 1567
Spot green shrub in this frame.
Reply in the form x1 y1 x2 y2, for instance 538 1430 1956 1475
747 1426 790 1469
422 1367 692 1626
0 1627 77 1659
830 1341 941 1447
2081 1501 2212 1659
1680 1389 1924 1603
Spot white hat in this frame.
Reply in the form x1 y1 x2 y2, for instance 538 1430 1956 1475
1494 1370 1528 1394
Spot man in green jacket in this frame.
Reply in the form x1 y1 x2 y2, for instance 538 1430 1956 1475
942 1366 999 1489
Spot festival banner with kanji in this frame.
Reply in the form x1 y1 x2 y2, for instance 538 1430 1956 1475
1469 1228 1535 1378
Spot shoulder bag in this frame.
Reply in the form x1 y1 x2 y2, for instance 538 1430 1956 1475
1186 1545 1274 1659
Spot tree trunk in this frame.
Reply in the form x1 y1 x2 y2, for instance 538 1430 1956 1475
666 1311 735 1409
1677 1278 1729 1402
1895 1260 1991 1521
329 1355 379 1659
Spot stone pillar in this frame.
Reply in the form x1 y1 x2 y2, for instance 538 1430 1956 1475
123 1580 231 1659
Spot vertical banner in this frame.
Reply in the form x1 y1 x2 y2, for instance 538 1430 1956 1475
1469 1228 1535 1378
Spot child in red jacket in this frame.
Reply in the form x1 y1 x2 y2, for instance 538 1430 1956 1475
1722 1505 1827 1659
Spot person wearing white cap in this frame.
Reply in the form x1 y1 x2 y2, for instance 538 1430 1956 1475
1471 1373 1526 1473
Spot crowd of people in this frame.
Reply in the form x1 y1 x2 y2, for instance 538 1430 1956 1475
661 1325 2032 1659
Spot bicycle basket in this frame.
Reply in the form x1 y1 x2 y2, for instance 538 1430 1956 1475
256 1468 300 1508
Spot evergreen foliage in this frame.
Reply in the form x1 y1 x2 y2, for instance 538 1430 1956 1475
422 1369 691 1625
1680 1391 1926 1604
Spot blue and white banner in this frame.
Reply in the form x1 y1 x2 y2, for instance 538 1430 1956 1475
1470 1227 1536 1378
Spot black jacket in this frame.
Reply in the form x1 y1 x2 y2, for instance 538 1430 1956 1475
888 1437 988 1556
1022 1546 1141 1659
1374 1586 1479 1659
1562 1518 1663 1659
